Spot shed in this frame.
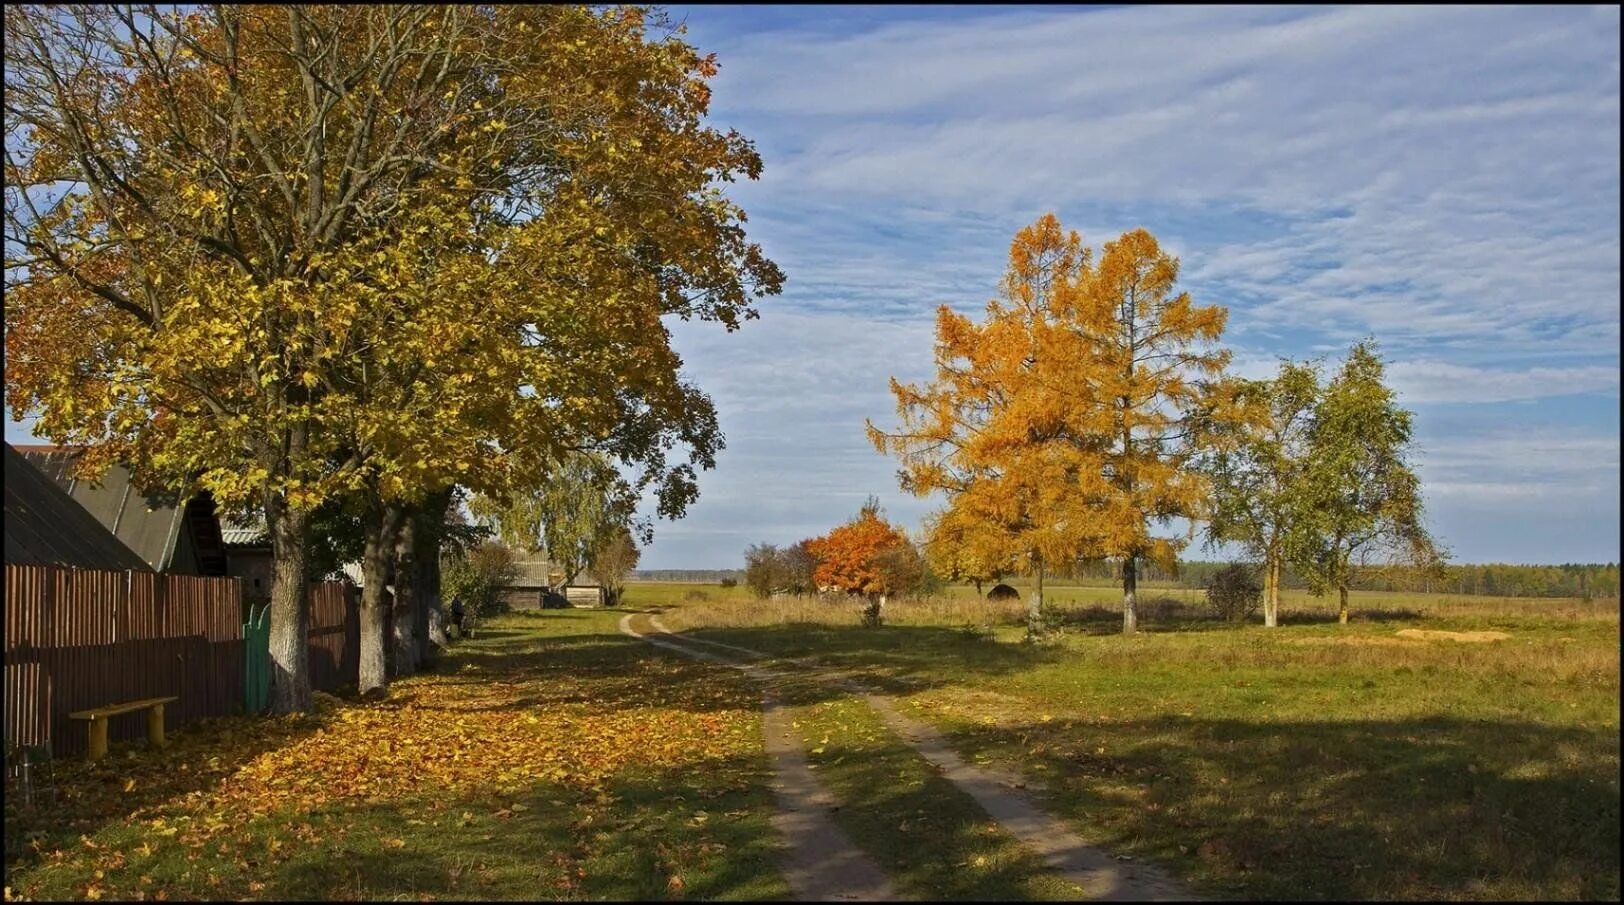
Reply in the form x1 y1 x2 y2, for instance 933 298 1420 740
502 559 604 609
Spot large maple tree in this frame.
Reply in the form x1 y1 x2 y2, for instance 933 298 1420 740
5 5 782 706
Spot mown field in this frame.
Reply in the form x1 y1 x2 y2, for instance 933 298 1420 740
634 580 1622 901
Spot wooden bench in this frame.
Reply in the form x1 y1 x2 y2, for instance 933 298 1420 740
68 696 178 760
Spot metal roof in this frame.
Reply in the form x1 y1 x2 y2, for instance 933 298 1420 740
508 560 599 588
220 519 268 546
12 445 189 571
6 445 238 575
4 443 154 571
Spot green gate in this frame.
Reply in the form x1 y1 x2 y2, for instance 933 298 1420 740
243 603 271 714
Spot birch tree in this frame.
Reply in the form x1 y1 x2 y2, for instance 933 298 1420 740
1203 361 1320 627
1293 341 1442 624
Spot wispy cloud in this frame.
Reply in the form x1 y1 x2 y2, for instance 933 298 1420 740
1390 362 1620 405
632 4 1620 567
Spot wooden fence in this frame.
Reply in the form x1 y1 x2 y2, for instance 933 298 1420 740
3 564 358 758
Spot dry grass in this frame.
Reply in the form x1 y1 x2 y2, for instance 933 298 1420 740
653 591 1030 634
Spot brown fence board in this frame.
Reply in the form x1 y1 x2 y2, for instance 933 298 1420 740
4 564 356 758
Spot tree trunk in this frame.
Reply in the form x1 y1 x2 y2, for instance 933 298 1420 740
1027 554 1045 637
974 579 983 598
266 492 312 714
1122 554 1138 634
360 499 404 696
414 492 449 666
1338 584 1350 625
1264 553 1280 628
390 510 419 678
427 607 449 649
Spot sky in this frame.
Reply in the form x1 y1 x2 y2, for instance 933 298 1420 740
5 5 1620 568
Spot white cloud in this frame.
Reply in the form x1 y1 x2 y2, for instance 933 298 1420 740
705 5 1619 358
1390 361 1621 405
644 5 1623 565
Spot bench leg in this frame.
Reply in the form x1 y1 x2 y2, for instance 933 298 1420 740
87 718 108 761
148 703 166 749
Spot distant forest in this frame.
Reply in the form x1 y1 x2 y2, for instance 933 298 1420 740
1072 559 1621 600
634 560 1621 599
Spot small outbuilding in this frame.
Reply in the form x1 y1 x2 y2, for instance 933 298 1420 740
502 560 604 609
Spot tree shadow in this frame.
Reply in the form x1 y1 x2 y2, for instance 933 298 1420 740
1036 599 1422 635
1278 607 1424 625
3 708 332 872
939 713 1620 900
258 755 789 902
675 622 1069 698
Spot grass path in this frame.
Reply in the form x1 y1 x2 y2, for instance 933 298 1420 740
621 612 1189 901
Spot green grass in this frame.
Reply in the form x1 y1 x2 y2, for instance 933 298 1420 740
782 689 1087 900
8 588 1616 901
4 609 790 901
657 587 1621 901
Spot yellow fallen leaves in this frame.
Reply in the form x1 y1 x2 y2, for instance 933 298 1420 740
10 630 765 902
184 656 762 820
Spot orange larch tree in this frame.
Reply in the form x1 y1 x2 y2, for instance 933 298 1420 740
870 214 1249 636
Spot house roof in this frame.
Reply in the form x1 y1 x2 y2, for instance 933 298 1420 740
220 518 268 547
11 444 192 572
7 444 234 575
509 560 600 588
4 443 154 571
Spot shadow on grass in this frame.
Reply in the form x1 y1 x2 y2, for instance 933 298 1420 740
945 713 1620 901
3 708 330 872
1277 607 1425 626
9 751 789 902
1043 600 1424 635
678 622 1071 696
258 756 788 902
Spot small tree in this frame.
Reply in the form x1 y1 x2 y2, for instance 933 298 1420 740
1203 361 1320 627
1292 341 1443 624
806 498 918 626
921 510 1008 597
743 543 785 599
589 526 640 606
874 540 927 601
1205 564 1262 622
783 539 820 596
443 540 519 619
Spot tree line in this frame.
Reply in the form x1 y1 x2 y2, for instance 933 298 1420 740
1051 558 1621 599
5 5 780 711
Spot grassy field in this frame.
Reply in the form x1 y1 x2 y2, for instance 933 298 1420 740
3 610 790 902
632 580 1622 901
6 584 1616 901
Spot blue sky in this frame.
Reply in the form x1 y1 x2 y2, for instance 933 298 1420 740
6 5 1619 568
